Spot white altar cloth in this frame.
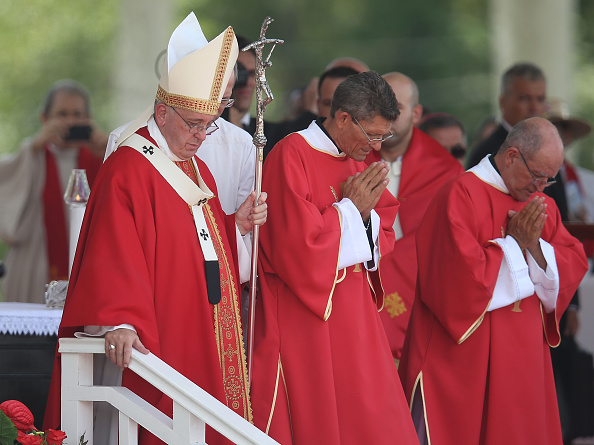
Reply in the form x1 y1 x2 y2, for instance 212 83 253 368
0 302 62 336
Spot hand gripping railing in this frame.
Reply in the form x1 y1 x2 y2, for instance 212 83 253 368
59 337 279 444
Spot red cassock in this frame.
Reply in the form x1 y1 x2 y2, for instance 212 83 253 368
366 128 464 359
398 171 589 444
250 127 420 445
44 128 249 445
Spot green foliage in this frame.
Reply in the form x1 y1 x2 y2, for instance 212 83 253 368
1 0 594 168
177 0 492 135
79 431 88 445
0 411 18 445
0 0 118 156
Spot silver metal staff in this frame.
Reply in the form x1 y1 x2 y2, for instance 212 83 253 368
243 17 283 384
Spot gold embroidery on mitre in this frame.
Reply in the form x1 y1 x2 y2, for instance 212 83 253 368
156 85 220 115
209 27 234 103
385 292 407 318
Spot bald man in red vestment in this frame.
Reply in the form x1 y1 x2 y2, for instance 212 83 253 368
398 117 588 444
366 72 464 362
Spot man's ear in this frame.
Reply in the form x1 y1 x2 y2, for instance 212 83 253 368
334 110 350 128
154 103 168 127
503 146 519 167
412 104 423 126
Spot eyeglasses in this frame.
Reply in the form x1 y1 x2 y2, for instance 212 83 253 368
517 149 557 188
221 98 235 109
169 106 219 135
352 116 393 144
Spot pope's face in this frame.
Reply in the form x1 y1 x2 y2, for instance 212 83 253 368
338 115 392 162
157 105 214 160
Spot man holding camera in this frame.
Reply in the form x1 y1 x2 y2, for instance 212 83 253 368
0 79 108 303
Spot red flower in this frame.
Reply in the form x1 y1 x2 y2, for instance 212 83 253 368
45 428 67 445
16 432 44 445
0 400 36 431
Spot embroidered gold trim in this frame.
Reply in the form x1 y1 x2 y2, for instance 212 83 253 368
280 358 294 442
469 170 509 194
266 355 282 434
542 304 561 347
209 27 234 105
410 372 432 445
300 134 346 158
458 313 485 344
324 206 342 321
156 85 220 115
206 202 252 422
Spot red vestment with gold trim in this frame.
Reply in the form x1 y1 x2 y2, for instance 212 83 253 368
44 128 249 445
366 128 464 359
250 130 419 445
398 171 588 444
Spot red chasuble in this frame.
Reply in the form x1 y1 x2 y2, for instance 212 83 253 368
366 128 464 359
398 170 588 445
250 127 419 445
43 145 102 281
44 128 249 445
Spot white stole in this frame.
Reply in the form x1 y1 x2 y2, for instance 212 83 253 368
124 133 221 303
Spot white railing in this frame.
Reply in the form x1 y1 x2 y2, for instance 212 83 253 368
59 337 279 445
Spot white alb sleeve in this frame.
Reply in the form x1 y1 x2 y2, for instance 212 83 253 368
74 324 137 338
365 209 380 271
236 224 251 284
488 236 535 311
332 198 374 270
526 239 559 313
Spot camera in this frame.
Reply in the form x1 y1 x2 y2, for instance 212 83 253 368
65 125 92 141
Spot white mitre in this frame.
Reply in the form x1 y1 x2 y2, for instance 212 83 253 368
114 12 239 148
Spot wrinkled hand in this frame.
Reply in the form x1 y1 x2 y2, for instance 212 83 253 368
506 196 547 251
342 162 389 222
105 328 150 370
236 191 268 236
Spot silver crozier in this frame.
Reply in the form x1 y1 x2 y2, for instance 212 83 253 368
243 17 283 384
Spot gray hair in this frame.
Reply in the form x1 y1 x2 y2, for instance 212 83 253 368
41 79 91 116
500 63 545 96
330 71 400 122
499 118 543 158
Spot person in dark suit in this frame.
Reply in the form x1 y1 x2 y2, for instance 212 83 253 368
545 100 593 443
466 62 547 169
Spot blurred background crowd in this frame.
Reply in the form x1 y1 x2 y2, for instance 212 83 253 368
2 0 594 284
